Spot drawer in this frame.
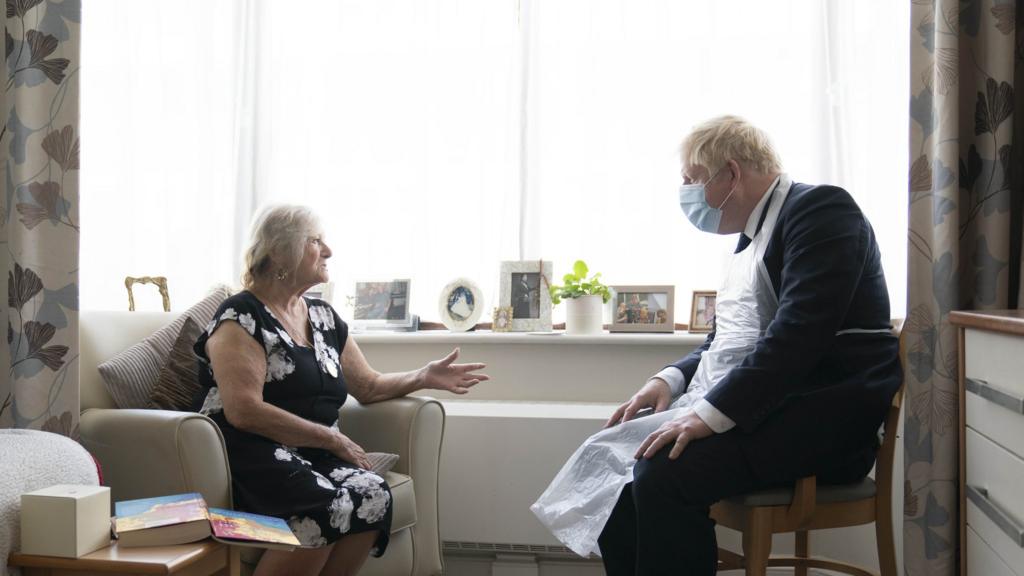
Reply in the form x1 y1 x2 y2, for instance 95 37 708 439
967 525 1018 576
966 390 1024 459
965 329 1024 400
965 428 1024 571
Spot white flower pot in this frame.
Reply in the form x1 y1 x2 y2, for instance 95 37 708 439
565 294 604 335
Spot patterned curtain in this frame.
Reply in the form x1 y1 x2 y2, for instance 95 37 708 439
0 0 80 435
906 0 1022 574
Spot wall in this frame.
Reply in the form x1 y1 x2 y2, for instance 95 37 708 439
355 331 902 575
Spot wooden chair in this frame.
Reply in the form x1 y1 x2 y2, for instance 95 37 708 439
712 324 904 576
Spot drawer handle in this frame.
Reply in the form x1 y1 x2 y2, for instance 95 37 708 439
966 485 1024 548
965 378 1024 414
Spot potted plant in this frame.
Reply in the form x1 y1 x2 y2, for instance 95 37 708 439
549 260 611 335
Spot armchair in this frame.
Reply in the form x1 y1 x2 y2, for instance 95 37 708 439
78 311 444 576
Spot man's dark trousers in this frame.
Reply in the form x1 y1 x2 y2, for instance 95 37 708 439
597 393 881 576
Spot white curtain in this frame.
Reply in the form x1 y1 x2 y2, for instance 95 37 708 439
521 0 908 318
80 1 251 311
81 0 908 321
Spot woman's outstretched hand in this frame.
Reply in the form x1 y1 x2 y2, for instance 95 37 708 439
422 348 489 395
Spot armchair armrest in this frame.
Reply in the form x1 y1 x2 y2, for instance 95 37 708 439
339 396 445 576
79 409 232 509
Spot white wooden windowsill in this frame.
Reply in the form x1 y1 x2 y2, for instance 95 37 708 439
351 329 708 346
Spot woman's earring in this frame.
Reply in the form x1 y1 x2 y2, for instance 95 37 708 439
275 269 288 281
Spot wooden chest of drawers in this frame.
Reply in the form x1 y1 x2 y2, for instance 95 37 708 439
951 311 1024 576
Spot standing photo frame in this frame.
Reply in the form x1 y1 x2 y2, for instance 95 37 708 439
438 277 484 332
491 306 513 332
499 260 553 332
689 290 717 333
351 279 415 331
609 285 675 333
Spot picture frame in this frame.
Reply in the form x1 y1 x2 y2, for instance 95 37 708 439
438 277 484 332
499 260 553 332
689 290 717 333
351 279 415 331
492 306 513 332
609 285 675 333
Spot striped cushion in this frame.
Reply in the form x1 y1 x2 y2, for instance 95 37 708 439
98 286 232 408
367 452 400 475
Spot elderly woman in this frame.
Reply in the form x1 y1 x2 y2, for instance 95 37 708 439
192 205 489 576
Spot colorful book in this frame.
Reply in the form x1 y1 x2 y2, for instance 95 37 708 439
113 493 300 550
208 507 300 549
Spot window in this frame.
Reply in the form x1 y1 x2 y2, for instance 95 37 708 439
82 0 908 320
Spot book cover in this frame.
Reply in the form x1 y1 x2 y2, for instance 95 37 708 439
114 493 207 532
209 508 300 549
113 493 210 547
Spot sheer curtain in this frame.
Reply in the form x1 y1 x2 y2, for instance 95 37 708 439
523 0 908 319
80 0 252 311
81 0 907 320
250 1 523 318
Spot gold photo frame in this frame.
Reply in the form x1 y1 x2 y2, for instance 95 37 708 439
125 276 170 312
689 290 717 333
492 306 513 332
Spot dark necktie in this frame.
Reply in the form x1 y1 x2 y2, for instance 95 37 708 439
735 233 751 253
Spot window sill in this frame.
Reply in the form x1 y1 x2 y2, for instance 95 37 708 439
350 329 707 346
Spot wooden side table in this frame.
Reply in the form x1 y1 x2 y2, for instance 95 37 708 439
8 540 240 576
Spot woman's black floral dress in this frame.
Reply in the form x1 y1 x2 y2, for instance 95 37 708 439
192 291 392 553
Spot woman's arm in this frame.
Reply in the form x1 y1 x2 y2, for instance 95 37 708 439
341 337 489 404
207 322 371 468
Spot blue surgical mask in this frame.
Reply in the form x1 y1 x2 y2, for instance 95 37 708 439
678 167 736 233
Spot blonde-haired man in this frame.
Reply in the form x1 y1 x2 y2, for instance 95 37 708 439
597 116 901 574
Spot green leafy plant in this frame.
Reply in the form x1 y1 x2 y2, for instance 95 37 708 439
549 260 611 305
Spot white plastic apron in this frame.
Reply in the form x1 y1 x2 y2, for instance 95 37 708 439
530 175 793 557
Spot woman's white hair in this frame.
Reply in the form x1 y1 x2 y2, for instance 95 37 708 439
242 204 322 289
681 115 783 175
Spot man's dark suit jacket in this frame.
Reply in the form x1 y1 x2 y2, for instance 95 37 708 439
672 182 902 477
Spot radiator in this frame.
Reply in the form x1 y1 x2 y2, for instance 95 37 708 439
437 400 614 553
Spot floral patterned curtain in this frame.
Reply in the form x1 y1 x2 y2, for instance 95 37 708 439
906 0 1022 574
0 0 80 435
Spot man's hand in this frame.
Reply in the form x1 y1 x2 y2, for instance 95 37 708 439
604 378 672 428
635 410 713 460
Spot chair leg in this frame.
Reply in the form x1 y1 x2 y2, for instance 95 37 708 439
876 513 897 576
794 530 808 576
742 509 772 576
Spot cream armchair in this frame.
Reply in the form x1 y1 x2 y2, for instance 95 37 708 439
78 311 445 576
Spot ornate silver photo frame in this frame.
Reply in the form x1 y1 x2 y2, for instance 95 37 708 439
499 260 553 332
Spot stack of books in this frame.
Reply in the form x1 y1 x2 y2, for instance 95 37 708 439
113 493 301 550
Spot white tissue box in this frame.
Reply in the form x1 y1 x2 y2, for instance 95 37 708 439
20 484 111 558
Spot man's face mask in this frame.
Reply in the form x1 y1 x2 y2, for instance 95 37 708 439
678 165 736 233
